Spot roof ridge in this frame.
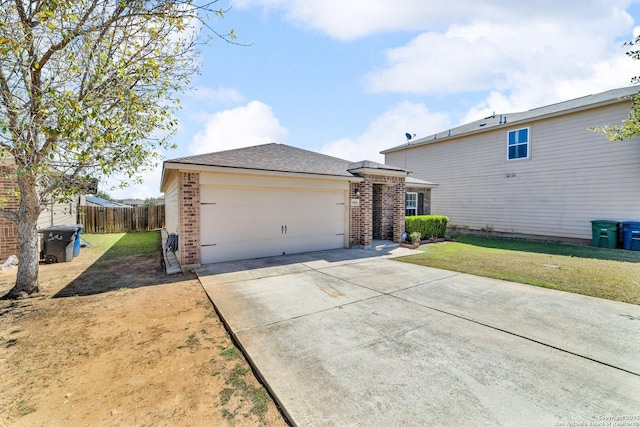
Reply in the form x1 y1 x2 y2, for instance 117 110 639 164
275 143 351 164
168 142 278 163
382 85 640 154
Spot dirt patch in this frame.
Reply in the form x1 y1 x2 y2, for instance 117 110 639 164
0 234 287 426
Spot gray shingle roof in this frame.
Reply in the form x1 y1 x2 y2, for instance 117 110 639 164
382 86 640 154
406 176 438 187
166 143 408 177
86 196 132 208
347 160 407 173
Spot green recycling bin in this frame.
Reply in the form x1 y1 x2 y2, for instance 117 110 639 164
590 220 618 249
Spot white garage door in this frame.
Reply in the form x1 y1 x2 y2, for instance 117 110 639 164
200 186 346 264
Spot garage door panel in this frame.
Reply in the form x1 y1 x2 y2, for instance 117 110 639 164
204 224 282 245
206 206 283 226
200 185 346 265
202 238 285 264
284 217 344 238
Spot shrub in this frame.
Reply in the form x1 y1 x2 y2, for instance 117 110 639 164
405 215 449 239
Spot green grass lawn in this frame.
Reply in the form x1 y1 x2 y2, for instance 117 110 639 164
81 231 162 259
397 235 640 305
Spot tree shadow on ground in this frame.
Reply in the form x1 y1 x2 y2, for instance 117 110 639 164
53 233 193 298
457 235 640 264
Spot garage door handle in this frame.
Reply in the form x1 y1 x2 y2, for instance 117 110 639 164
285 225 287 234
281 225 284 234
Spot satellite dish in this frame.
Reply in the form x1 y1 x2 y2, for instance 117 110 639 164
405 133 412 140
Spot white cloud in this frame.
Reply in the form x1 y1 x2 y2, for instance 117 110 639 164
458 52 637 124
232 0 633 41
233 0 446 41
318 101 450 163
188 86 246 105
367 12 634 95
188 100 289 154
356 2 636 126
237 0 637 119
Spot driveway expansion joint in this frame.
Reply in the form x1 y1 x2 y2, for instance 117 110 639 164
235 294 385 336
392 294 640 378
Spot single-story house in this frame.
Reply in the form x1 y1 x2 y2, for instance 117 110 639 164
161 143 435 269
382 86 640 243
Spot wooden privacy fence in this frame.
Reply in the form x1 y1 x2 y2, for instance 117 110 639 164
79 205 165 233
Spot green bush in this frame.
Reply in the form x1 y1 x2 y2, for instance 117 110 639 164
405 215 449 239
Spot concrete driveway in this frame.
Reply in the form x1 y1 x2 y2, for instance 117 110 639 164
197 247 640 426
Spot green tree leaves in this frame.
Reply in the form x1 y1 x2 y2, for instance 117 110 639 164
595 35 640 142
0 0 236 296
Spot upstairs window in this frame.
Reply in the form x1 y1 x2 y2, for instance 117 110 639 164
406 192 418 216
508 128 529 160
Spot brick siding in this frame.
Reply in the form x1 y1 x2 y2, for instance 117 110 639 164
0 166 19 259
406 187 432 215
373 184 395 240
178 172 201 268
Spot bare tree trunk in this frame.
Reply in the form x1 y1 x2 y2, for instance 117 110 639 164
1 173 41 299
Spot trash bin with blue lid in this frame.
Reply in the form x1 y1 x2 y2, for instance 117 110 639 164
39 226 78 263
73 224 83 257
621 221 640 251
590 220 618 249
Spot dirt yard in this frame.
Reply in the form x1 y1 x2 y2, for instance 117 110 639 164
0 232 287 427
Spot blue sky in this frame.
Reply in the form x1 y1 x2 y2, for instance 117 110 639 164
110 0 640 199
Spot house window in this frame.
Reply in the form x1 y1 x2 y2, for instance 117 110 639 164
507 128 529 160
406 192 418 216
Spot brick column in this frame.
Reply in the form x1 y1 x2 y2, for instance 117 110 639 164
393 179 406 243
178 172 201 269
349 183 361 247
360 178 373 248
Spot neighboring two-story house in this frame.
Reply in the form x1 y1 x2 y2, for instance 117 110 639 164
383 86 640 243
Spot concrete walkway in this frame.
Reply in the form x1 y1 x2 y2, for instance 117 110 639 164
197 247 640 426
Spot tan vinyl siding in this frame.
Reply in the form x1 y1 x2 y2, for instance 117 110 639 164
37 199 78 229
164 175 179 234
386 102 640 241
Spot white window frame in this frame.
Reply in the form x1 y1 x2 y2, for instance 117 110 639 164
406 192 418 216
507 127 530 161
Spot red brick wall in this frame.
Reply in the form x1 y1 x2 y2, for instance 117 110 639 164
178 172 201 268
406 187 431 215
0 166 19 259
373 184 395 240
350 174 406 247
